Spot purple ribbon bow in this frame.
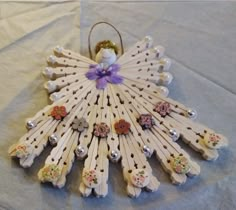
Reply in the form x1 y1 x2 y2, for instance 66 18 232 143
85 64 123 89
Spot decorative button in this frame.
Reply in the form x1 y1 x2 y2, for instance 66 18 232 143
72 117 89 132
94 122 110 138
114 119 131 135
82 169 101 188
154 101 171 117
51 106 67 120
172 156 191 174
130 169 150 188
204 133 224 149
14 143 33 159
40 164 61 183
138 114 155 129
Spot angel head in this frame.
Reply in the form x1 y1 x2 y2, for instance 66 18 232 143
95 40 118 67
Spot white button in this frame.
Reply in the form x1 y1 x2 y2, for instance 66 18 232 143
82 169 101 188
130 169 150 188
172 156 191 174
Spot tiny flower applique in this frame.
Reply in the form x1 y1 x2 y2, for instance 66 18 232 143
94 122 110 138
13 143 33 159
82 169 101 188
72 117 89 132
85 64 123 89
154 101 171 117
138 114 155 130
209 133 220 146
130 169 150 188
51 106 67 120
114 119 131 135
204 133 224 149
172 156 191 174
40 164 61 183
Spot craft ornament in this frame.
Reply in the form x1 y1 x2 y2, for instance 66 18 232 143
9 23 228 198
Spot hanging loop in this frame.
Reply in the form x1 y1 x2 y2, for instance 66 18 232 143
88 21 124 59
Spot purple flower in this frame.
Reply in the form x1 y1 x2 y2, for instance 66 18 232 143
85 64 123 89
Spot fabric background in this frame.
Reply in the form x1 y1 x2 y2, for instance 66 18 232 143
0 1 236 210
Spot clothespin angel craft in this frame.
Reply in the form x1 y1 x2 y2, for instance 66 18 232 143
9 22 228 198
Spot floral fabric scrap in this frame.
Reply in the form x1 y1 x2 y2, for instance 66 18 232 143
85 64 123 89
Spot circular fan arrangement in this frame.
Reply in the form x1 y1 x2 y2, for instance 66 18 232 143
9 35 228 198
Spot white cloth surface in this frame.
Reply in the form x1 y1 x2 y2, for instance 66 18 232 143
0 1 236 210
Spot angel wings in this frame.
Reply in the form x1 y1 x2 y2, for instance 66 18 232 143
8 36 228 198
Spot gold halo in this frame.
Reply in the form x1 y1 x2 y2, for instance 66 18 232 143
95 40 119 55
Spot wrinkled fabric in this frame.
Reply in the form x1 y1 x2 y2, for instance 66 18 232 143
0 1 236 210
